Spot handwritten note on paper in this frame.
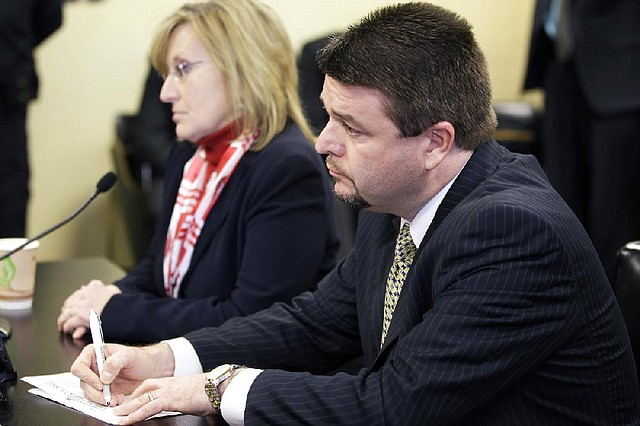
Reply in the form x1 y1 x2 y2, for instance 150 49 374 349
22 372 179 425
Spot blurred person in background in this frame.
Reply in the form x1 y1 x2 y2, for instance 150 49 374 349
524 0 640 280
0 0 63 237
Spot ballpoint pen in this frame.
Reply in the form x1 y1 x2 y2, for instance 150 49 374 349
89 309 112 406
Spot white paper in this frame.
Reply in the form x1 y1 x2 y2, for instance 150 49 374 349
22 372 180 425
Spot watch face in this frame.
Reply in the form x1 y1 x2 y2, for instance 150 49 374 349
206 364 237 410
210 364 232 379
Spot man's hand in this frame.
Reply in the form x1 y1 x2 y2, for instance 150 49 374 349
70 342 176 406
113 374 214 424
57 280 121 339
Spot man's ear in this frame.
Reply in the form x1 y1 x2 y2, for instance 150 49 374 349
422 121 455 170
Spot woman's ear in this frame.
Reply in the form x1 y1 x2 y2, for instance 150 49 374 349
422 121 455 170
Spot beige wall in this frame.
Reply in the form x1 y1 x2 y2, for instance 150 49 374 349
28 0 536 261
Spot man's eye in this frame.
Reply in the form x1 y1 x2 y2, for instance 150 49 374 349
343 122 359 136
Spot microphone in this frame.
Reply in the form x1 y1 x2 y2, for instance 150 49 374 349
0 172 118 262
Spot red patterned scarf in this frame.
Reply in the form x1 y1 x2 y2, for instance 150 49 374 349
163 124 258 297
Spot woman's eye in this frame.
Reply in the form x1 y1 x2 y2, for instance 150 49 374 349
176 62 192 78
165 61 204 80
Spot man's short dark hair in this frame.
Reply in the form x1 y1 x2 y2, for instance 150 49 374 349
317 2 497 150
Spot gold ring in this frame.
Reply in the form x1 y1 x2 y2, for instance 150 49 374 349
147 392 155 402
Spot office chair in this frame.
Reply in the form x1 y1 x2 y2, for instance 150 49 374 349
107 114 155 270
612 240 640 382
493 102 541 158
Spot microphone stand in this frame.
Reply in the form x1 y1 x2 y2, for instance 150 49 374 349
0 172 118 263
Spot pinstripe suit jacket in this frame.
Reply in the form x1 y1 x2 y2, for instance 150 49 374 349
186 140 640 424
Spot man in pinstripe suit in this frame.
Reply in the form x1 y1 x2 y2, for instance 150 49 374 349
73 2 640 424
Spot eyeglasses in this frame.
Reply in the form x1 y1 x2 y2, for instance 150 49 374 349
165 60 205 81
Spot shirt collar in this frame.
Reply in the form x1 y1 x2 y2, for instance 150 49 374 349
401 163 466 248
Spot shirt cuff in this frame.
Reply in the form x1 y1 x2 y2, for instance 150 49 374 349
163 337 202 377
220 368 263 426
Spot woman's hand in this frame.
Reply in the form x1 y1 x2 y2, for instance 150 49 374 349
57 280 121 339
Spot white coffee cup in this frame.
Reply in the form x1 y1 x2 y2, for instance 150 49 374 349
0 238 40 310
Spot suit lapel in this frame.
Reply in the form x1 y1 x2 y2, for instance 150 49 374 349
185 197 230 281
422 140 503 246
357 214 399 361
174 154 252 290
372 217 401 346
374 140 505 363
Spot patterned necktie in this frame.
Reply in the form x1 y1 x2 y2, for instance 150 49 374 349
381 223 416 346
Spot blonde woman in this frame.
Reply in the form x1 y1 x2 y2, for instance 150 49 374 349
58 0 338 342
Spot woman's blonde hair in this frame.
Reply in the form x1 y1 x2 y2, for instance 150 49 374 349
150 0 313 150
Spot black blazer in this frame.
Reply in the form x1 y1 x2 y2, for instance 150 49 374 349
101 123 339 342
524 0 640 114
187 140 640 424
